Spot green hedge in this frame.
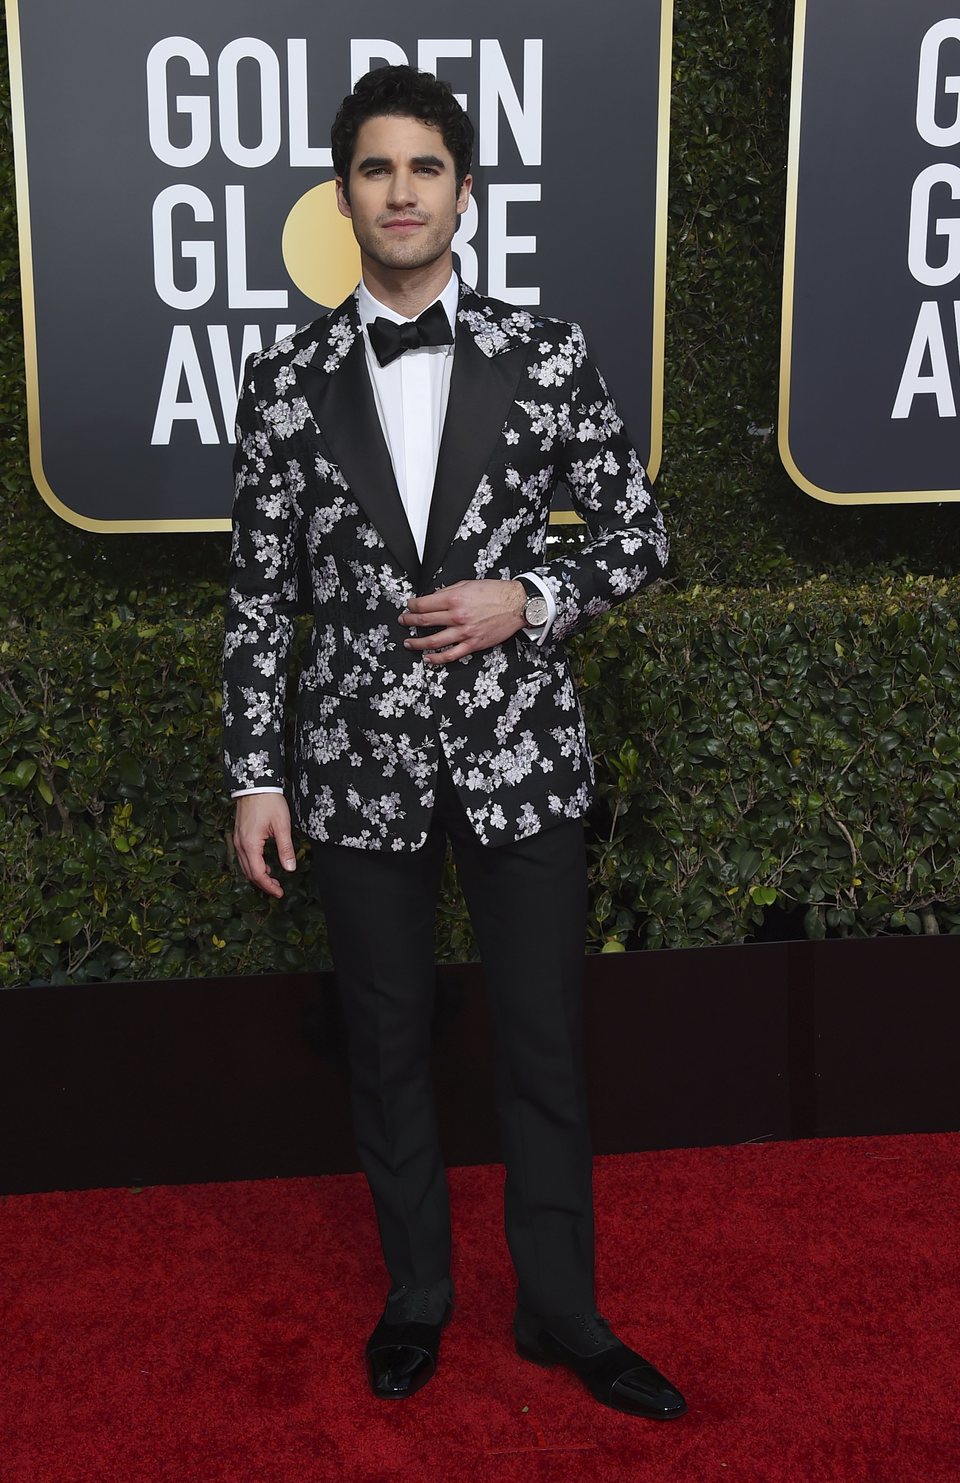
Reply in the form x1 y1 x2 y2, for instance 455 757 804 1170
1 611 326 984
3 7 960 984
3 577 958 985
578 579 960 949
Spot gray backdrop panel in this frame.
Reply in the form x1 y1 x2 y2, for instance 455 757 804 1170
14 0 667 526
785 0 960 499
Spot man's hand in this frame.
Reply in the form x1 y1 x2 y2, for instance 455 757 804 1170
399 579 527 664
234 793 297 899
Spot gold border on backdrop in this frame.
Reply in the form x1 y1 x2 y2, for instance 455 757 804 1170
779 0 960 506
548 0 674 528
648 0 673 489
5 0 227 532
7 0 673 533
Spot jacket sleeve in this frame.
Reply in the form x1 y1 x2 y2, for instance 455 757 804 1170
221 370 301 793
527 323 669 643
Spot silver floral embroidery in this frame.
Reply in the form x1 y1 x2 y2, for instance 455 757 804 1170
223 285 668 847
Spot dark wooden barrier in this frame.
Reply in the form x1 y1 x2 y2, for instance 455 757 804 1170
2 938 958 1194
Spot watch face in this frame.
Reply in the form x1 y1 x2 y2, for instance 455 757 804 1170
524 595 549 627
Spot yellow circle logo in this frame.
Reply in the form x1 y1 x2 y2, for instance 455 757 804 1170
282 181 361 308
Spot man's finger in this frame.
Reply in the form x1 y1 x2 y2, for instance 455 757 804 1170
274 821 297 872
423 642 472 665
403 587 457 615
399 606 452 628
248 849 285 898
235 832 286 898
403 625 462 650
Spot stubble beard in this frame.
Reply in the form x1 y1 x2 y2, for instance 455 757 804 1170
359 210 459 274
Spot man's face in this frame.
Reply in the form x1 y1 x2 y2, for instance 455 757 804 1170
336 114 472 274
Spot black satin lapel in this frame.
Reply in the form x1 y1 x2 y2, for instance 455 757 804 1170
294 341 421 580
419 328 527 585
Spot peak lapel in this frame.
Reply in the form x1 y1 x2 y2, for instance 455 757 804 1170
293 304 421 581
419 310 527 586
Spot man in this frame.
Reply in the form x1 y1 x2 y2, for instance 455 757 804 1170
223 65 685 1420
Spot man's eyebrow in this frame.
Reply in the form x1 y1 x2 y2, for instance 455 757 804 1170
355 154 447 171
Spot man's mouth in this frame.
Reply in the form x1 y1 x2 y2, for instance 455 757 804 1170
381 218 426 231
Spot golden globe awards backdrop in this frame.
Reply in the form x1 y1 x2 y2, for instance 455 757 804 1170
7 0 672 532
781 1 960 504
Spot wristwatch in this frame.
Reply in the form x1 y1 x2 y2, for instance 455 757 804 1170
518 577 549 628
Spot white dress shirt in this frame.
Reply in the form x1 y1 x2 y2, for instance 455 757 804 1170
233 272 556 797
358 273 458 564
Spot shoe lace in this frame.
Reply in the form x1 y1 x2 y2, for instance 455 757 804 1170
573 1311 615 1350
387 1283 447 1325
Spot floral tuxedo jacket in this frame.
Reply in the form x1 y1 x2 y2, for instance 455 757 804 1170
222 281 668 850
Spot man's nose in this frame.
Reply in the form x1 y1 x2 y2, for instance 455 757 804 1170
387 170 417 208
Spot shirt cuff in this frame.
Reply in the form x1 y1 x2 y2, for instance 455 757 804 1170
231 786 285 798
517 571 557 645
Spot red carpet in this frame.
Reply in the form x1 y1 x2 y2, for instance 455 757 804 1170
2 1135 959 1483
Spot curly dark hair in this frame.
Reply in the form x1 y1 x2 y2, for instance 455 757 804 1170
331 65 474 200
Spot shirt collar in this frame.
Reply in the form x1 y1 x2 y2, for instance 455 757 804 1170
358 272 459 339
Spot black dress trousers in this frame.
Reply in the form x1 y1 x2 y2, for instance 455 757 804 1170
310 752 595 1316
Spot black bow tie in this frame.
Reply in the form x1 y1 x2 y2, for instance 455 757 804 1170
367 300 453 368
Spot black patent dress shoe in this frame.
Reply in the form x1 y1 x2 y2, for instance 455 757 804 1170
366 1279 454 1399
514 1306 687 1420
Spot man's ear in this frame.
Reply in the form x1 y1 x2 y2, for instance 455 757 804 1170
456 173 473 217
335 177 352 218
